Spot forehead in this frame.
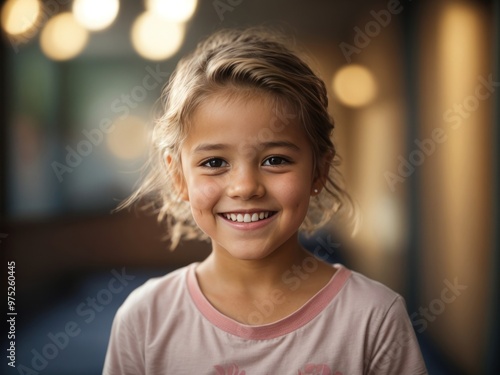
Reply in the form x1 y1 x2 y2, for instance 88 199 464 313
183 91 307 152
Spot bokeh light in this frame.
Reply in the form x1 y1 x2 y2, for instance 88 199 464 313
332 64 378 107
1 0 41 36
146 0 198 22
106 116 149 159
131 11 184 60
73 0 119 31
40 12 89 61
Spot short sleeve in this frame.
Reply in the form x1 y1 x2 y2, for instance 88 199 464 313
102 303 145 375
365 296 428 375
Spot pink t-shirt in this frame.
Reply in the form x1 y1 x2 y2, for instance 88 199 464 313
103 263 428 374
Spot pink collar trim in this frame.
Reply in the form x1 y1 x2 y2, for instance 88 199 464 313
186 262 351 340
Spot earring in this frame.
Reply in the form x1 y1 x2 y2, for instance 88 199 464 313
313 188 319 194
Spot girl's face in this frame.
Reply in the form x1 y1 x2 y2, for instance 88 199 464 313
178 92 319 261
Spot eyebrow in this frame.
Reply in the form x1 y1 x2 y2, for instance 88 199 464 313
261 141 301 152
192 143 229 153
192 141 301 153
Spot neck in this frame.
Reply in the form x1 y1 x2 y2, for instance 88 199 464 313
198 234 309 295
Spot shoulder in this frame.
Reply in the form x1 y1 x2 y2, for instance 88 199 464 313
338 265 403 305
332 265 427 373
332 264 410 324
114 263 194 324
103 264 199 374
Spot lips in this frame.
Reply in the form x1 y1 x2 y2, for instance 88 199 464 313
220 211 276 223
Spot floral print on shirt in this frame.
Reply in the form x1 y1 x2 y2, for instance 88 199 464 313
298 363 343 375
213 363 343 375
214 363 246 375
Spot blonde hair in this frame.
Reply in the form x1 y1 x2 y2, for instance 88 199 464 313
120 27 353 248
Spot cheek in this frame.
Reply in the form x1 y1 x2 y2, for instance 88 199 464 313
271 173 312 208
187 176 224 209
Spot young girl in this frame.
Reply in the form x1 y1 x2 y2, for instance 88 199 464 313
103 28 428 375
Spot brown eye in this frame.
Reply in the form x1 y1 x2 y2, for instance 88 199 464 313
202 158 227 168
263 156 289 166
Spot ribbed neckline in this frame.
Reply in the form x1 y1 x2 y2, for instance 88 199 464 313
186 262 351 340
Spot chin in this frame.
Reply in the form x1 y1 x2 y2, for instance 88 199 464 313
228 249 272 261
217 241 276 261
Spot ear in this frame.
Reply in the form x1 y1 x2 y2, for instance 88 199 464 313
167 155 189 201
311 151 333 196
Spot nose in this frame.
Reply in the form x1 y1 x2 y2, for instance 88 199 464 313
226 167 265 200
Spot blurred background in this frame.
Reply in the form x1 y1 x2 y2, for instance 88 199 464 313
0 0 498 374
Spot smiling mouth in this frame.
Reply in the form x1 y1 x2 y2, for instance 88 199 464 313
219 211 277 223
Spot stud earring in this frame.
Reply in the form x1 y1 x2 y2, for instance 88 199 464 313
313 188 319 194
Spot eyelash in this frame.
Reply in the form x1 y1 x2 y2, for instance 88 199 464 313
200 156 291 169
262 156 290 166
201 158 228 169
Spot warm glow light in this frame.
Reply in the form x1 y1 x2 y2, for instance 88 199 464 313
73 0 119 31
131 11 184 60
437 3 485 277
1 0 40 36
40 12 88 61
106 117 149 159
146 0 197 22
332 64 377 107
438 4 480 106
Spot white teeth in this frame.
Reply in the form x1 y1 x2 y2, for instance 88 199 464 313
223 212 273 222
